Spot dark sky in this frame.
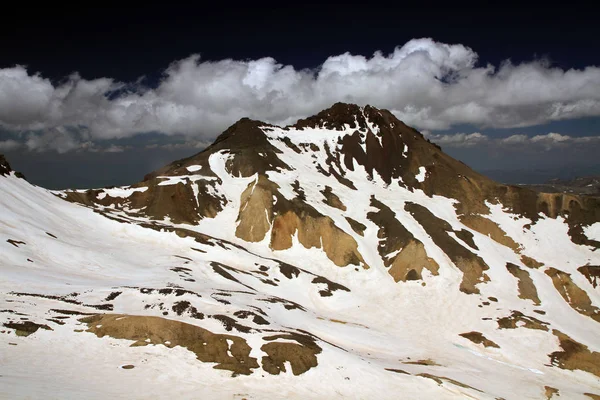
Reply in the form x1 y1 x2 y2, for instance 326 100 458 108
1 3 600 188
4 4 599 81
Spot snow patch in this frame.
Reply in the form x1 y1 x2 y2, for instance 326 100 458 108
97 187 148 199
186 165 202 172
583 222 600 241
415 167 426 183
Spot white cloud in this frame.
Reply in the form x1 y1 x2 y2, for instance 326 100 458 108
428 131 600 150
529 132 600 150
500 134 528 144
0 139 22 151
18 128 131 153
530 132 571 150
1 37 600 146
23 128 89 153
424 132 488 147
104 144 126 153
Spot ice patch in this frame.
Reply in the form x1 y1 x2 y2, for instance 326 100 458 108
186 165 202 172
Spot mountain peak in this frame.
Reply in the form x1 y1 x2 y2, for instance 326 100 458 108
293 102 394 131
0 154 25 179
209 116 273 150
0 154 11 176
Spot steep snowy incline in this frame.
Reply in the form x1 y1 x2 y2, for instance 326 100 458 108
0 165 501 399
2 103 600 399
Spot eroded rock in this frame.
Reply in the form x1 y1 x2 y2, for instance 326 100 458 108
80 314 259 376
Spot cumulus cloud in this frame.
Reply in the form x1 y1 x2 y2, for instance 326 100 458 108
528 132 600 150
426 131 600 150
500 134 528 144
144 140 211 151
424 132 489 147
0 139 21 151
8 127 129 154
22 128 91 153
1 37 600 151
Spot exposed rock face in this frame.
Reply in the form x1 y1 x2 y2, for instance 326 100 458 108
260 333 322 375
367 197 438 282
550 330 600 378
147 117 290 180
459 331 500 348
235 175 368 268
236 176 275 242
404 202 489 294
545 268 600 322
579 265 600 288
321 186 346 211
506 263 541 305
81 314 262 376
497 311 550 331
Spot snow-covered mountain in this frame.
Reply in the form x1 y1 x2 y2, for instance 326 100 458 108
1 103 599 399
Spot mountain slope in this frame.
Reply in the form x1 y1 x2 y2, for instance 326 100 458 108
522 175 600 197
1 103 600 399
